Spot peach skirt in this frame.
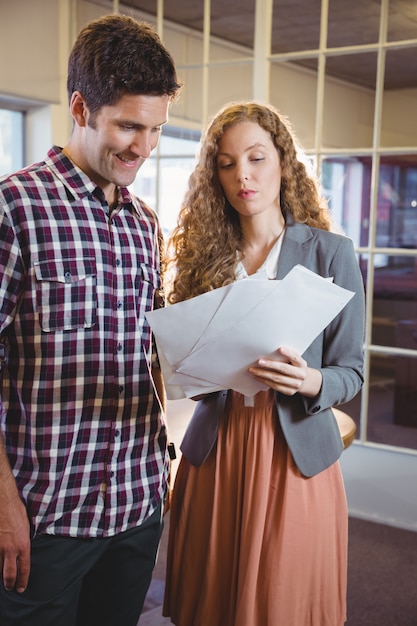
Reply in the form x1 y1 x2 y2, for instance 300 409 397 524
163 390 348 626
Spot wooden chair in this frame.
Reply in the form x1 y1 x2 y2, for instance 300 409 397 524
333 408 357 449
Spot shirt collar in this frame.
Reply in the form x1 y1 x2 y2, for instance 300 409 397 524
45 145 139 216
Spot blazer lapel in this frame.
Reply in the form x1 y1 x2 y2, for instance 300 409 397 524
276 217 315 279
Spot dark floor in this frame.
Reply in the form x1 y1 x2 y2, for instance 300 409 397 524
138 398 417 626
138 513 171 625
139 513 417 626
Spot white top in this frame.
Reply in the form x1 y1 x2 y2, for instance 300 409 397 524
235 229 286 280
235 230 285 406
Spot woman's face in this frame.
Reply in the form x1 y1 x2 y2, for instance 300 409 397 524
217 120 282 220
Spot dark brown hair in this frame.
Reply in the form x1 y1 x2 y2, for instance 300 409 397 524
67 14 181 113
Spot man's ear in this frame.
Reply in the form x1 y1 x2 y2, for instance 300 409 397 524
69 91 89 127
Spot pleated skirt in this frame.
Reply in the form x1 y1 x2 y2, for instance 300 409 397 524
163 390 348 626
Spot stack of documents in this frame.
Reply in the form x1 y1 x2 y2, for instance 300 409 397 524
146 264 354 399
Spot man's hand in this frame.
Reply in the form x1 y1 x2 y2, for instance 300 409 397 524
0 449 31 593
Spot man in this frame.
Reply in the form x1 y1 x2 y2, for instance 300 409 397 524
0 14 180 626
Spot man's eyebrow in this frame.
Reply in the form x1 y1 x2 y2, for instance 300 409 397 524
116 119 168 128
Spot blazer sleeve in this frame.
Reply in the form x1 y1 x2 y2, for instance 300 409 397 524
276 232 365 477
303 234 365 415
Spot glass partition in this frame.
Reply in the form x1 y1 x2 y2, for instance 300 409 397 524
0 108 23 176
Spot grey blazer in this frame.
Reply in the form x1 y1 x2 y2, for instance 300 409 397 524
180 217 365 477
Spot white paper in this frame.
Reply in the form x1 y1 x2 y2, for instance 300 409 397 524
146 265 355 399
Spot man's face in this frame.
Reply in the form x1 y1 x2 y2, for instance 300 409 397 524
71 92 169 201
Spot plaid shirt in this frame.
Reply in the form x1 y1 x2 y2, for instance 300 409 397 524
0 146 168 538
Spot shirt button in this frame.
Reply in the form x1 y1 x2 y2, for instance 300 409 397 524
115 429 120 437
64 271 72 283
117 343 123 352
116 258 122 267
117 300 123 310
118 385 124 394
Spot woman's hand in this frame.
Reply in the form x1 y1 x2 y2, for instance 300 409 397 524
248 346 322 398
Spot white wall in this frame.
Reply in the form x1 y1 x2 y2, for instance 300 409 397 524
340 443 417 531
0 0 61 103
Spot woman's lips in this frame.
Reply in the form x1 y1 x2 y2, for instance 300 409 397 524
237 189 256 199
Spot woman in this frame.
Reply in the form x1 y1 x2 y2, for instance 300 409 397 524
163 102 365 626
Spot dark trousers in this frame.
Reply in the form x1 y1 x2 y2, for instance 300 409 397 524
0 503 163 626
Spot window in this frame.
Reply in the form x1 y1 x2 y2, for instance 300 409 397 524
101 0 417 453
322 154 417 449
130 126 200 234
0 108 23 176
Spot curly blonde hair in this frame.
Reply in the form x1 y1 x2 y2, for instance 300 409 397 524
166 101 331 304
